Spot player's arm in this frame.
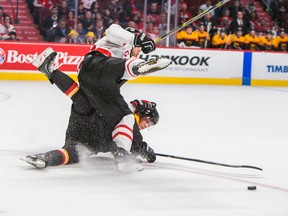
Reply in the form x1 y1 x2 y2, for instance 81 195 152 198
273 37 280 50
111 99 155 151
258 37 265 50
211 35 219 48
176 31 183 45
133 140 156 163
111 113 156 163
106 24 156 54
111 114 135 152
129 100 156 163
106 24 135 46
111 100 157 163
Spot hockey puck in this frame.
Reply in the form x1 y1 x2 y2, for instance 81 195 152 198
247 186 257 190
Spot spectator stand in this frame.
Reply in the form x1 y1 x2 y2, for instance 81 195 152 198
1 0 286 52
0 0 43 41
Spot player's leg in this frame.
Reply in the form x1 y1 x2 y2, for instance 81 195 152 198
77 53 143 88
32 47 93 115
32 47 78 97
24 142 95 169
49 70 93 115
77 54 132 119
78 52 171 92
24 148 75 169
105 56 172 81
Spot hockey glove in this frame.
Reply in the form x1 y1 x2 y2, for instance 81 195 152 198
111 145 128 162
110 145 139 163
134 33 156 54
111 145 143 171
130 99 156 114
139 142 156 163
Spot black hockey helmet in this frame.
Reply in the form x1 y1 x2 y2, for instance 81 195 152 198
139 107 160 125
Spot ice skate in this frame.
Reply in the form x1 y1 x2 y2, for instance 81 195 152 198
136 57 172 75
32 47 60 78
20 154 47 169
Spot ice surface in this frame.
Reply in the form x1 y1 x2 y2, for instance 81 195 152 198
0 81 288 216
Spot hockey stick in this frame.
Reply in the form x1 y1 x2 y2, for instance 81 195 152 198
224 31 231 49
154 0 231 43
204 22 211 48
155 153 263 171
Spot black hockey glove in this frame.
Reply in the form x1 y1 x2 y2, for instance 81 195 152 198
111 146 143 173
139 142 156 163
111 144 139 164
111 145 128 162
130 99 156 114
134 33 156 54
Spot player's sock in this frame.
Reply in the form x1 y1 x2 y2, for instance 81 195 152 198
50 70 79 97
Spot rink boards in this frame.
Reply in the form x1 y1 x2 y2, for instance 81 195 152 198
0 41 287 86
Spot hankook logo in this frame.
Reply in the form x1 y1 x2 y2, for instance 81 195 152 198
139 54 210 66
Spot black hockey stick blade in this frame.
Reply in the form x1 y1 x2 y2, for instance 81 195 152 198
155 153 263 171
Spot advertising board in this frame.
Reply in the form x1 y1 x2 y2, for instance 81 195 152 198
251 52 288 86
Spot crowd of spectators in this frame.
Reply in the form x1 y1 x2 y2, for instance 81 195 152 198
0 6 19 41
2 0 287 51
177 23 287 51
29 0 151 43
176 0 288 51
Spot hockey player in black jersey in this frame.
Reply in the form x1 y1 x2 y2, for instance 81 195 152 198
23 24 171 171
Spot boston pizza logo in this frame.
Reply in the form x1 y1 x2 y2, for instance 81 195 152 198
0 48 6 64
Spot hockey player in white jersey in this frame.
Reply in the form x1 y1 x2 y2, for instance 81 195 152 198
24 24 171 171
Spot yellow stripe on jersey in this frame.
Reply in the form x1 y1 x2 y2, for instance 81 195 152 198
228 34 245 49
243 34 260 50
259 36 275 50
212 34 228 48
133 113 140 126
176 30 198 46
273 36 288 51
194 30 210 47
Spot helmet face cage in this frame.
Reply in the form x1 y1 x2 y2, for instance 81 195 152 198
140 108 159 125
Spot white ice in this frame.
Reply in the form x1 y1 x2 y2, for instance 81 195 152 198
0 81 288 216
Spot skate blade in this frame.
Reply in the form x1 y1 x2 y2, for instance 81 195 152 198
19 157 47 169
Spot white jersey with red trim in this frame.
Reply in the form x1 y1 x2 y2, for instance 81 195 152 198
91 24 135 59
89 24 145 80
123 57 144 80
112 114 135 151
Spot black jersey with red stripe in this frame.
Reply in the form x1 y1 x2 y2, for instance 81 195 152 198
65 52 143 153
